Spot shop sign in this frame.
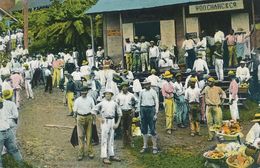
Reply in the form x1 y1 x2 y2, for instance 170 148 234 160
186 32 198 39
107 29 121 36
189 0 244 14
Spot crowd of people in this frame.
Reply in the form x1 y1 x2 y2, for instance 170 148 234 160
0 27 259 166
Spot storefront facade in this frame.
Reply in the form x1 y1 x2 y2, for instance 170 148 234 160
87 0 257 63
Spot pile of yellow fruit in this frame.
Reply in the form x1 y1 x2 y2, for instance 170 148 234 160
227 154 253 168
239 83 249 88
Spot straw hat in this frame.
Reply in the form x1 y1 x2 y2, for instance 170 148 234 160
252 113 260 122
162 71 173 79
189 77 197 83
120 81 129 88
175 72 182 77
134 36 138 40
240 60 246 64
81 86 91 93
104 89 114 95
150 69 156 74
82 60 89 66
196 51 203 58
141 79 151 85
208 77 215 82
2 90 13 100
228 70 235 76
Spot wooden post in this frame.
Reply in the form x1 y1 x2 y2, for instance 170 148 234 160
90 15 95 65
23 0 29 49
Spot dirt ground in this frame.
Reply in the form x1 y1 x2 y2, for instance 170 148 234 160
16 86 254 168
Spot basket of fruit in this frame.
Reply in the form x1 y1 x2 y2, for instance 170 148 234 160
203 150 226 163
226 154 254 168
216 121 243 141
238 83 249 94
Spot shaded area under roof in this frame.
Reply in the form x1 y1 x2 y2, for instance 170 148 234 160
86 0 203 14
11 0 52 11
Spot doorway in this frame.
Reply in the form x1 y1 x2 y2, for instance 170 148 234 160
199 12 231 36
134 21 160 41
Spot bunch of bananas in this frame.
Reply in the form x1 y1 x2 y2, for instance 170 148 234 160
239 83 249 88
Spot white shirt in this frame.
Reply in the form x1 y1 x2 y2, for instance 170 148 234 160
185 87 201 103
0 67 11 76
140 42 150 52
158 58 173 68
0 104 10 131
138 88 159 113
45 69 51 76
93 99 122 118
80 65 91 76
86 49 94 57
1 81 13 92
196 37 207 50
116 92 137 111
96 50 104 57
16 32 23 39
214 31 225 43
4 35 10 43
41 61 49 68
73 96 95 115
47 54 54 64
184 75 199 89
246 123 260 148
125 43 132 53
149 46 159 58
173 81 185 96
146 74 160 87
71 71 82 81
193 58 209 74
3 100 19 127
30 60 40 69
24 70 33 79
236 66 250 81
64 54 72 63
182 39 195 50
11 34 16 40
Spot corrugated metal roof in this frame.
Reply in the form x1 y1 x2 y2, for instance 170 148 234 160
86 0 203 14
11 0 52 11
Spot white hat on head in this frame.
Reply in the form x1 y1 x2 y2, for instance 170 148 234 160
104 88 114 95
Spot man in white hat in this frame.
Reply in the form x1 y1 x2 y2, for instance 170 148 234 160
138 79 159 154
236 60 250 83
192 51 209 75
86 44 95 67
93 89 122 164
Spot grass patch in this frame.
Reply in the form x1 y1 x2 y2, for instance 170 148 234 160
129 99 259 168
3 154 33 168
130 137 204 168
222 99 258 122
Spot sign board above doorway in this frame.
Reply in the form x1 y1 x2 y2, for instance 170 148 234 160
189 0 244 14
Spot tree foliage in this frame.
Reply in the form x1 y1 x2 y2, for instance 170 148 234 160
1 0 102 54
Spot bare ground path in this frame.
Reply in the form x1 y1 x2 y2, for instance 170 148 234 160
17 86 139 168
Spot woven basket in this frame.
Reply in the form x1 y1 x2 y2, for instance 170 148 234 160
216 132 244 141
226 156 254 168
238 87 248 94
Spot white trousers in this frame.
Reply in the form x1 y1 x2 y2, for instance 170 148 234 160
25 79 34 98
88 56 94 67
215 59 224 81
100 119 115 158
229 95 239 120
